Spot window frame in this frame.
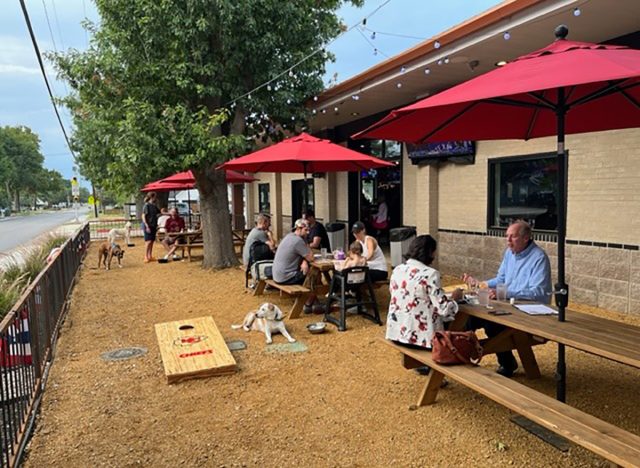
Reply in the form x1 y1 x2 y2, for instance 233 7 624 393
487 151 560 232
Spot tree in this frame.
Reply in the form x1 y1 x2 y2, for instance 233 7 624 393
0 126 45 212
52 0 361 268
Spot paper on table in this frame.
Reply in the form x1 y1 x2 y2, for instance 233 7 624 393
514 304 558 315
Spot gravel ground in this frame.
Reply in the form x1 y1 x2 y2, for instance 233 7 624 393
23 242 640 467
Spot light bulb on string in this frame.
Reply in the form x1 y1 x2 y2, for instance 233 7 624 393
573 7 581 16
313 96 318 101
286 99 292 105
503 31 511 40
396 82 402 89
437 59 443 65
373 48 378 56
434 40 441 49
444 57 450 64
424 68 431 75
267 85 272 91
400 66 406 74
321 109 327 114
333 106 339 112
312 109 317 114
370 31 376 40
351 94 360 101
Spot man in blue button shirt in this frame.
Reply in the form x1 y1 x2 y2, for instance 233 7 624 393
463 220 552 377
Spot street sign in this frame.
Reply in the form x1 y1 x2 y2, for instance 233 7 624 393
71 177 80 197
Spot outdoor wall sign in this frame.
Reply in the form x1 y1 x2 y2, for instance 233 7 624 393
407 141 475 165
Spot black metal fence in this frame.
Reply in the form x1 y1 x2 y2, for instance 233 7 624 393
0 223 89 467
88 215 201 241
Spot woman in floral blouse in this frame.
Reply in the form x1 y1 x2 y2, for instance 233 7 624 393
385 235 463 349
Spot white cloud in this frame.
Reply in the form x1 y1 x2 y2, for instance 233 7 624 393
0 64 40 75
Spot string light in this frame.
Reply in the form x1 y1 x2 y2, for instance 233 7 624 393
396 82 402 88
373 48 378 56
437 59 443 65
444 57 450 64
313 96 318 101
503 31 511 40
424 68 431 75
351 94 360 100
434 40 441 49
400 66 406 74
370 31 376 40
573 7 581 16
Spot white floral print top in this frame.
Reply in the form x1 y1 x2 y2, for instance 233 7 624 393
385 259 458 349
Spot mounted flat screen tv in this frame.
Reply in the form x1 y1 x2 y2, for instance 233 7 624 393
407 141 475 165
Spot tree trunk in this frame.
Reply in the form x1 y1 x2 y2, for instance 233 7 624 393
14 191 20 213
194 166 237 269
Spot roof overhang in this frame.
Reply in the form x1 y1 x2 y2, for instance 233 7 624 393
310 0 640 133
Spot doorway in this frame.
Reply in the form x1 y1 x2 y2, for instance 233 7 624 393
291 179 314 221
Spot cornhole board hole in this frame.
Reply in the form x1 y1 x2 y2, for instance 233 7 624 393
155 316 237 383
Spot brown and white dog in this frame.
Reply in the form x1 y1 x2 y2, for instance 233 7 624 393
231 303 296 344
107 221 132 246
98 242 124 270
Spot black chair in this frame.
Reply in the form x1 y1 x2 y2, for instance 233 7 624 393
324 266 382 331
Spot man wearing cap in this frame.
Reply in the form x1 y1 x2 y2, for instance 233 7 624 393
272 218 318 312
352 221 388 282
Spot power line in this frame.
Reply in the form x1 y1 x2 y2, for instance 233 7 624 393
19 0 75 160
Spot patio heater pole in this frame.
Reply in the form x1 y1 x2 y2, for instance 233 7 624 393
555 85 569 402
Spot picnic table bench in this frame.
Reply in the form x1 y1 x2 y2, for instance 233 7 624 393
254 279 311 319
383 339 640 467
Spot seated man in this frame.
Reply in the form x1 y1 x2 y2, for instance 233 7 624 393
242 213 276 266
302 209 330 251
463 220 551 377
157 207 170 234
272 218 318 313
161 208 185 261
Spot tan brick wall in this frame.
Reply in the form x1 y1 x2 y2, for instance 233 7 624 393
335 171 349 221
403 149 417 227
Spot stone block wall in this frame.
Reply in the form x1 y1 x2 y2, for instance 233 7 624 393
437 231 639 315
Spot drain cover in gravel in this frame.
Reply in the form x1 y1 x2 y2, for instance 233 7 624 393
226 340 247 351
265 342 308 353
101 347 148 362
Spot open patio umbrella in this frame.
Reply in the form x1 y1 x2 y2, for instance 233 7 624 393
158 169 257 185
141 180 195 192
355 26 640 401
218 132 395 209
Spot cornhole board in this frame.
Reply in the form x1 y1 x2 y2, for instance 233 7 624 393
155 316 237 383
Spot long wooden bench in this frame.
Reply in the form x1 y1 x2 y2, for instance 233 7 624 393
383 339 640 468
254 279 311 320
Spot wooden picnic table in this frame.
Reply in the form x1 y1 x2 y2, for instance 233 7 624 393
384 300 640 466
170 230 203 262
456 300 640 372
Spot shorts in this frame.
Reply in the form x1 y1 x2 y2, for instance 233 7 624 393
279 270 306 285
143 225 157 241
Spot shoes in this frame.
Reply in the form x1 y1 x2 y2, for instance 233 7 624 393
173 255 181 261
496 356 518 377
414 366 431 376
143 258 150 263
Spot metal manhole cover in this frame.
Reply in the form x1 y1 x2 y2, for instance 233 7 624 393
101 347 148 362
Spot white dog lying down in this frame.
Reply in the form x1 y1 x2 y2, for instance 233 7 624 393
108 221 132 246
231 303 296 344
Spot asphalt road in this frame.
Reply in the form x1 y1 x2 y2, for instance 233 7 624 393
0 208 89 254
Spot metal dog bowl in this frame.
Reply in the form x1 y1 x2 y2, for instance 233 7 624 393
307 322 326 334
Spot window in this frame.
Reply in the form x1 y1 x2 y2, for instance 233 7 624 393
369 140 402 160
489 153 559 231
258 183 270 213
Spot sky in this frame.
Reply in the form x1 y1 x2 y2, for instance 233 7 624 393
0 0 502 185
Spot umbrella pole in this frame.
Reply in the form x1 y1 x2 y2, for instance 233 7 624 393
555 87 569 402
303 162 308 213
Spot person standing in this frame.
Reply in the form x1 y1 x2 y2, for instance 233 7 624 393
351 221 388 282
462 220 552 376
142 192 160 263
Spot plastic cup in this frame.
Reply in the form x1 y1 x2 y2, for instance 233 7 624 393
496 283 508 301
320 248 328 259
478 288 490 307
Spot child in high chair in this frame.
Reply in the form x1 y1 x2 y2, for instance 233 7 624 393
341 241 367 270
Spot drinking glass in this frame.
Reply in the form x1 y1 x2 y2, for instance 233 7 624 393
496 283 508 301
478 288 490 307
320 248 328 259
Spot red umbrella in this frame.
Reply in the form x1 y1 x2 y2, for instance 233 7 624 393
355 26 640 402
159 170 257 185
219 132 394 209
219 132 394 173
141 181 194 192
